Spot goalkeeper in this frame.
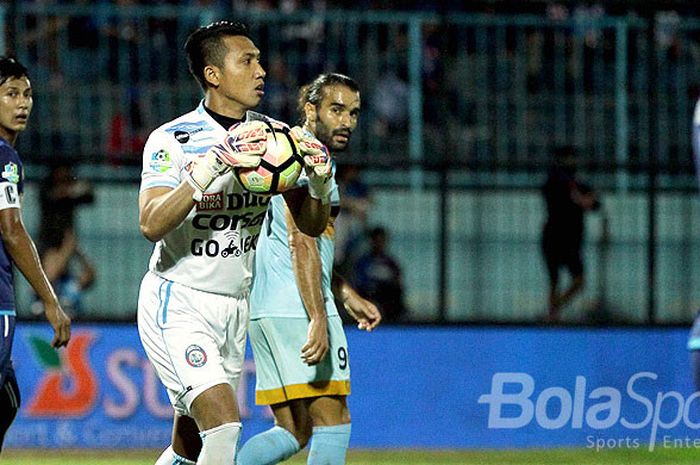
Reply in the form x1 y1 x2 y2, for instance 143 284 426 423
137 21 332 465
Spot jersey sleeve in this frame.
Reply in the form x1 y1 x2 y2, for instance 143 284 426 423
140 130 185 192
0 146 22 211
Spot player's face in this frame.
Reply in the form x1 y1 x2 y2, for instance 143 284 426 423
0 76 32 143
214 35 266 116
312 85 361 153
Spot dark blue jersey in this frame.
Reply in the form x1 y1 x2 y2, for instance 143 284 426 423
0 138 24 312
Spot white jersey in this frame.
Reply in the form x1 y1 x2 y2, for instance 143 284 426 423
140 102 276 296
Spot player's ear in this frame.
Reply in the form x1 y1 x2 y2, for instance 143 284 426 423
303 102 316 131
304 102 317 123
203 65 220 87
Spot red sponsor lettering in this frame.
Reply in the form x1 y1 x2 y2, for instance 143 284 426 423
196 192 224 211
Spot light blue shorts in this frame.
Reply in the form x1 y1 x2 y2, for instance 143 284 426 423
249 315 350 405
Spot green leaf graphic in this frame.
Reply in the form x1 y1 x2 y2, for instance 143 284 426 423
28 335 61 369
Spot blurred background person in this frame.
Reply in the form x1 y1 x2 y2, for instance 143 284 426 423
33 161 96 319
688 95 700 391
541 145 600 322
333 163 372 277
353 226 407 323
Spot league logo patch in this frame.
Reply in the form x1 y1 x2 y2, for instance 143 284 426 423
2 162 20 184
150 149 173 173
185 344 207 368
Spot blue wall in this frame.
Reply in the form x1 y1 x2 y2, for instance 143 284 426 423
6 323 698 450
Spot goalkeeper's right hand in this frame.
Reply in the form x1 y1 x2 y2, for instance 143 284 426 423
186 121 268 199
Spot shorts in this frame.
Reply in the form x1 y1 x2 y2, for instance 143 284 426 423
542 232 584 282
137 271 249 416
249 315 350 405
0 311 16 389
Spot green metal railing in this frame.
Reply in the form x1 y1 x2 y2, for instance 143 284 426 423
6 5 700 323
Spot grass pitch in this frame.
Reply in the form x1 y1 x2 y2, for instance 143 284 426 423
2 448 700 464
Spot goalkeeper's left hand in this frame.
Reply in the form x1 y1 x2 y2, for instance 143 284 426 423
290 126 332 201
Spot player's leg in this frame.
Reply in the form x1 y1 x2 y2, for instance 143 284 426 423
173 414 202 461
239 316 351 465
556 248 585 313
189 291 252 465
306 396 351 465
306 315 352 465
542 233 561 320
190 383 242 465
0 313 18 453
238 318 308 465
0 373 20 452
137 273 243 465
154 414 199 465
237 400 309 465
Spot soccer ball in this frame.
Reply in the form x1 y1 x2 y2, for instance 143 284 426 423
235 123 304 195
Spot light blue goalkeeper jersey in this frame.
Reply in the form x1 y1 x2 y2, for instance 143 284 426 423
250 169 340 319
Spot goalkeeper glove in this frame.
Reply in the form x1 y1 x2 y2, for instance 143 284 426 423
186 121 267 200
290 126 332 202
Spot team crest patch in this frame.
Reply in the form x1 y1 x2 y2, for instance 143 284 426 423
185 344 207 367
150 149 173 173
1 162 19 184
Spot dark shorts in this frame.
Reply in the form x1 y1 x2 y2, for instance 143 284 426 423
0 313 18 452
542 233 584 282
0 314 15 389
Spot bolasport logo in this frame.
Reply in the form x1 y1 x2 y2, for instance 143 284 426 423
477 372 700 451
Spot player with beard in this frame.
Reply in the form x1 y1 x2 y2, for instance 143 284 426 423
237 73 382 465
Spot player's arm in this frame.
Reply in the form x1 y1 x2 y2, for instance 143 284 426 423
332 271 381 331
139 122 267 242
139 183 199 242
282 188 329 238
285 206 329 366
0 201 70 348
282 126 333 237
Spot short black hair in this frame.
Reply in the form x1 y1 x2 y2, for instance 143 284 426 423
297 73 360 124
0 57 28 87
184 20 252 90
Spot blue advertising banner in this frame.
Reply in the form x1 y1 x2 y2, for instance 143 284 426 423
6 324 698 451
